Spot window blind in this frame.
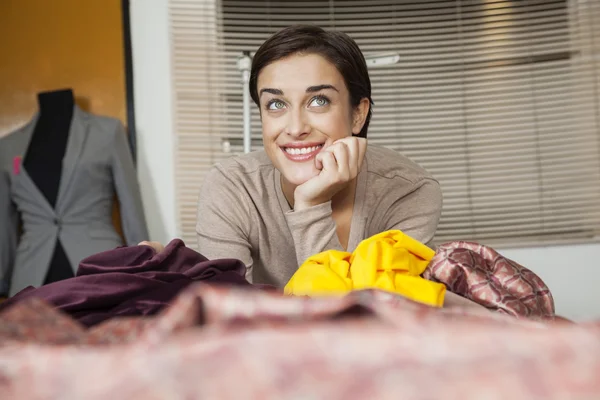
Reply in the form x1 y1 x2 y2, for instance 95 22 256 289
169 0 600 249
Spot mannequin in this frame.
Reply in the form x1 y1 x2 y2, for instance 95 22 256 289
0 89 149 296
23 89 75 284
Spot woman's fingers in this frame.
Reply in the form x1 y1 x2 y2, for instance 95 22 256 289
138 241 164 253
330 142 350 178
295 136 366 210
319 151 338 176
331 136 366 178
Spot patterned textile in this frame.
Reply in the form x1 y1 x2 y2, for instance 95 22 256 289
424 241 555 319
1 284 598 400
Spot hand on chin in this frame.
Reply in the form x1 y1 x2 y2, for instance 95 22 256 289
292 137 367 211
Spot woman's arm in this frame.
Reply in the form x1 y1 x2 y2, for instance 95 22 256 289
379 179 443 248
287 137 365 265
195 166 254 281
285 201 344 267
139 166 254 280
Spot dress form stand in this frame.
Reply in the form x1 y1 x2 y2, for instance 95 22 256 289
23 89 75 283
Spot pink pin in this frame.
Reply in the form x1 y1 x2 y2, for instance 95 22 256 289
13 156 21 175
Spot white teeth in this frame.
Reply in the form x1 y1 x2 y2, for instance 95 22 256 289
285 145 321 155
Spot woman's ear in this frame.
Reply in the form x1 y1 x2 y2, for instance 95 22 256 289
352 98 370 135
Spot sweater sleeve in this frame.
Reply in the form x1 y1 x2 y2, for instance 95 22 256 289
380 178 443 248
284 201 344 266
196 166 254 281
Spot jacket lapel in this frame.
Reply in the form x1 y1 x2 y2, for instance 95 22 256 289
13 115 57 215
56 106 89 211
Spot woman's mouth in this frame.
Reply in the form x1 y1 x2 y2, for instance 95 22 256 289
281 144 324 161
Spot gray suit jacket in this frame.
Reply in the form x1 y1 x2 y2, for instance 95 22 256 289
0 106 149 296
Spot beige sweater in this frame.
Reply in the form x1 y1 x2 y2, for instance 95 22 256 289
196 145 442 287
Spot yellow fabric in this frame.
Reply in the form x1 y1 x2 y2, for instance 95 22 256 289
284 230 446 307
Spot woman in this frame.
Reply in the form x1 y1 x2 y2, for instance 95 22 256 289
145 25 442 287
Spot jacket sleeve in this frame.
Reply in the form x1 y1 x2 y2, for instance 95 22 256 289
111 122 149 245
0 160 17 296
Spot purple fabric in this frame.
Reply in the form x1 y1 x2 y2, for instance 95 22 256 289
0 239 251 327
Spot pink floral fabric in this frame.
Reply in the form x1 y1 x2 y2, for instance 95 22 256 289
1 284 598 400
424 241 555 319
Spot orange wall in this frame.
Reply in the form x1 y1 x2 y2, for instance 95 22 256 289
0 0 126 137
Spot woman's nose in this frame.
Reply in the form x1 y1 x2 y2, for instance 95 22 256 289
284 109 310 138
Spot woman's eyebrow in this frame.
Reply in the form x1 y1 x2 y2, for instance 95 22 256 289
306 84 338 93
259 88 283 97
259 84 338 97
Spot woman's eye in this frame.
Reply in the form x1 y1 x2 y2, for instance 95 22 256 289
268 101 286 110
310 96 329 107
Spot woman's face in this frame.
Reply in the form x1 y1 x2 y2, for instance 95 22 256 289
256 53 363 187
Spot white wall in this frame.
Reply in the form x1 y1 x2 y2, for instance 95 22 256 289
129 1 599 322
130 0 177 245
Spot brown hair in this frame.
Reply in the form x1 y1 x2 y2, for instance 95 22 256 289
250 25 373 138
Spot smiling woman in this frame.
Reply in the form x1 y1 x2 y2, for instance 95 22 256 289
180 25 443 287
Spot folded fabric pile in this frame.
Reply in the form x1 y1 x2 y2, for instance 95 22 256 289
0 239 256 327
284 230 556 321
0 232 556 328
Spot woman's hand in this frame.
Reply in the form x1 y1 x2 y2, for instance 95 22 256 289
293 137 367 211
138 241 165 254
